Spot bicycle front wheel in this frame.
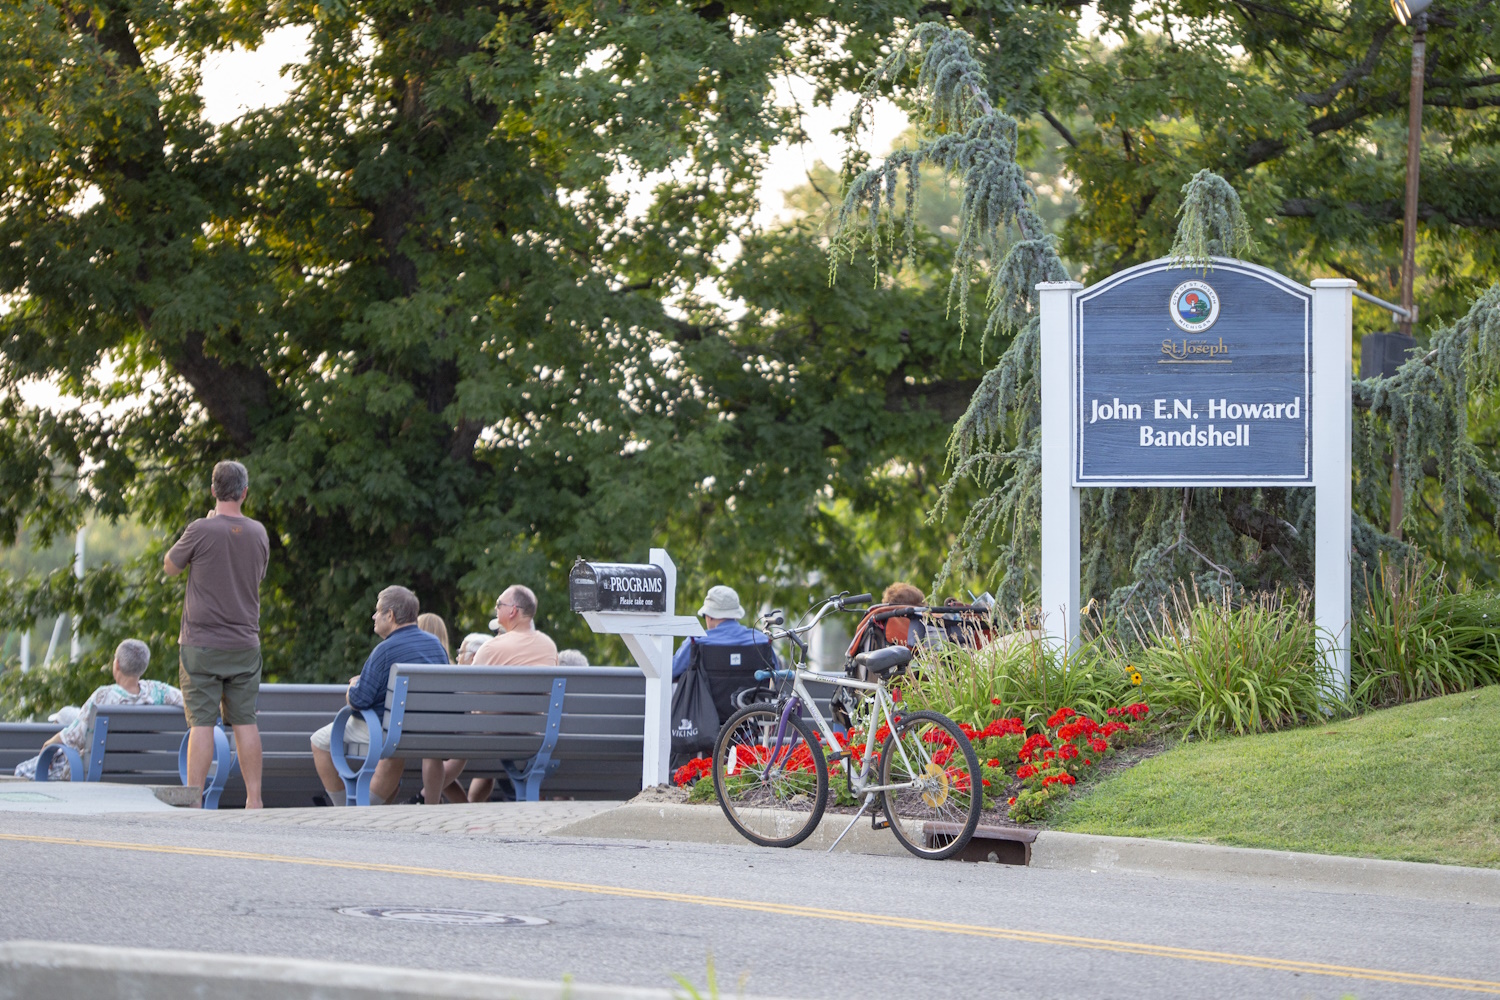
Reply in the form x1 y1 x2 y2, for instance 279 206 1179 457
713 704 828 848
878 709 983 860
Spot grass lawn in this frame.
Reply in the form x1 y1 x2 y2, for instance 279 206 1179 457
1051 684 1500 868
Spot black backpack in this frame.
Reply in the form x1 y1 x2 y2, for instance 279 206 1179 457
669 644 719 761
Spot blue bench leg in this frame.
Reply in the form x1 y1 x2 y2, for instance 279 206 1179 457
178 726 239 808
330 706 384 806
33 744 84 782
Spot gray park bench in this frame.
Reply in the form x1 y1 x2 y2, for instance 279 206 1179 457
0 722 61 774
20 692 330 809
214 683 425 808
330 664 646 806
30 705 240 804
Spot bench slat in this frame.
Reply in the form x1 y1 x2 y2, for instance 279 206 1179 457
397 714 555 736
398 693 555 715
380 735 547 755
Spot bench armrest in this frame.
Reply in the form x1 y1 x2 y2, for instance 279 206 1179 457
330 706 385 806
177 726 238 808
33 744 83 782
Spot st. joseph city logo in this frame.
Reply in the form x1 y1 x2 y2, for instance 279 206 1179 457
1170 279 1219 333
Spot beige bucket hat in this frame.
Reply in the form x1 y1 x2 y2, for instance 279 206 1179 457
697 585 746 620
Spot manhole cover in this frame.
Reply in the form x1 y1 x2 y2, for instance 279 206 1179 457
336 907 548 926
0 792 61 803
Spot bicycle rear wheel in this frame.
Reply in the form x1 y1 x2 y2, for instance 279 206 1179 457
713 704 828 848
878 709 982 860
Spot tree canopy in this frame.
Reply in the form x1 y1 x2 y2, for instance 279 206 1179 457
3 0 1498 708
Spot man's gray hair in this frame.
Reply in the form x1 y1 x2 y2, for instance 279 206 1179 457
502 585 537 619
557 649 589 667
211 461 249 502
458 633 489 656
114 639 151 678
377 585 420 625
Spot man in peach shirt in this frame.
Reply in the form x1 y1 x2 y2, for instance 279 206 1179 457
459 584 559 803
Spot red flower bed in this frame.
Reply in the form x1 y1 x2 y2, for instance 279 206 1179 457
671 701 1153 825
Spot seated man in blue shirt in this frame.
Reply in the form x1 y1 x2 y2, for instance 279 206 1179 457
672 585 779 719
310 585 449 805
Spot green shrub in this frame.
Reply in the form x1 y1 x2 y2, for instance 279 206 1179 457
1131 585 1327 739
904 636 1134 729
1351 556 1500 708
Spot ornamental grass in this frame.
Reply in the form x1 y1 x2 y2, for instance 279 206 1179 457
1350 554 1500 708
1125 584 1326 739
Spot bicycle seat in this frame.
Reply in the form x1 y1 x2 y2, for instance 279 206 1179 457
852 645 913 677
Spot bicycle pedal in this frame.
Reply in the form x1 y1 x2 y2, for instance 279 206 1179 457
871 814 891 831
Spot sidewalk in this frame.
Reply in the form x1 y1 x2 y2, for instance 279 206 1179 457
0 782 185 815
0 940 799 1000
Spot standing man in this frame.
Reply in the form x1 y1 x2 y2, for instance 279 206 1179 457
164 461 270 808
462 585 559 802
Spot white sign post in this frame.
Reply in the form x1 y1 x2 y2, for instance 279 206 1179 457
579 548 704 787
1038 267 1354 694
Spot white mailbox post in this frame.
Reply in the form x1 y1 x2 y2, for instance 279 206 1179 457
576 548 704 788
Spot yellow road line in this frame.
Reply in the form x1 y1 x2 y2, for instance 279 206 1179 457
2 831 1497 995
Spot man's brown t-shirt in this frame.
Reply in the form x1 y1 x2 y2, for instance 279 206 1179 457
167 515 270 650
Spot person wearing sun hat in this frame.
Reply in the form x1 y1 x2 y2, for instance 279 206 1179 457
670 584 775 679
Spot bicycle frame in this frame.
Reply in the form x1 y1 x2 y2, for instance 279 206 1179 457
756 598 933 800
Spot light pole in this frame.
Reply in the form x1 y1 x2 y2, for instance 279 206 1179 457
1384 0 1431 540
1392 0 1429 336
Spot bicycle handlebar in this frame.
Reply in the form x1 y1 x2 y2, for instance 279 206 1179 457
759 591 871 646
754 668 796 682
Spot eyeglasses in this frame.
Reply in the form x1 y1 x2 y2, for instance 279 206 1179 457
495 600 516 611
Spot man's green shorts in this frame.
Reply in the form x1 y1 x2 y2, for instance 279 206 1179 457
180 646 262 727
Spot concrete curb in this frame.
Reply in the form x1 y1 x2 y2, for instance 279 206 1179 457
548 802 910 857
0 941 794 1000
1030 830 1500 905
152 783 200 807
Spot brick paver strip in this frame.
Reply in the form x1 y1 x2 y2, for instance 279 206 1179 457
173 801 623 837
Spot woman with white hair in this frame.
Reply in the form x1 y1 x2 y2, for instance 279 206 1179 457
15 639 181 781
455 633 490 665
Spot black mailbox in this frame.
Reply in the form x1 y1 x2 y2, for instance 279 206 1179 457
569 558 669 613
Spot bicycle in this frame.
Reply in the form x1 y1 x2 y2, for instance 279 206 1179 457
710 592 983 861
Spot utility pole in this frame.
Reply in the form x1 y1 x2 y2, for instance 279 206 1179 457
1388 0 1431 540
69 527 86 662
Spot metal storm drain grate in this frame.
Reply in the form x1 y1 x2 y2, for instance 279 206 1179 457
336 906 548 926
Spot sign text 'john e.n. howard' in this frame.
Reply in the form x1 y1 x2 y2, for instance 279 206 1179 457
1073 259 1312 486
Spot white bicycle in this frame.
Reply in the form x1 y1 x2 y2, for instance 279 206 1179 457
711 593 982 861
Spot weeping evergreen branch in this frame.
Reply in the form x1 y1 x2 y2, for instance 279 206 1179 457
1355 283 1500 540
832 23 1500 625
1170 169 1255 271
829 22 1067 608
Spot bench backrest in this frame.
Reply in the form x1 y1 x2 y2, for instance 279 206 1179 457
0 722 61 772
90 705 189 783
251 684 350 759
384 664 644 758
382 664 645 798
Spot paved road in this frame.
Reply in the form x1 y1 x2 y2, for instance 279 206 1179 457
2 809 1497 999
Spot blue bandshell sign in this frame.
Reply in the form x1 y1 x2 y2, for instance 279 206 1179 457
1073 258 1312 486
